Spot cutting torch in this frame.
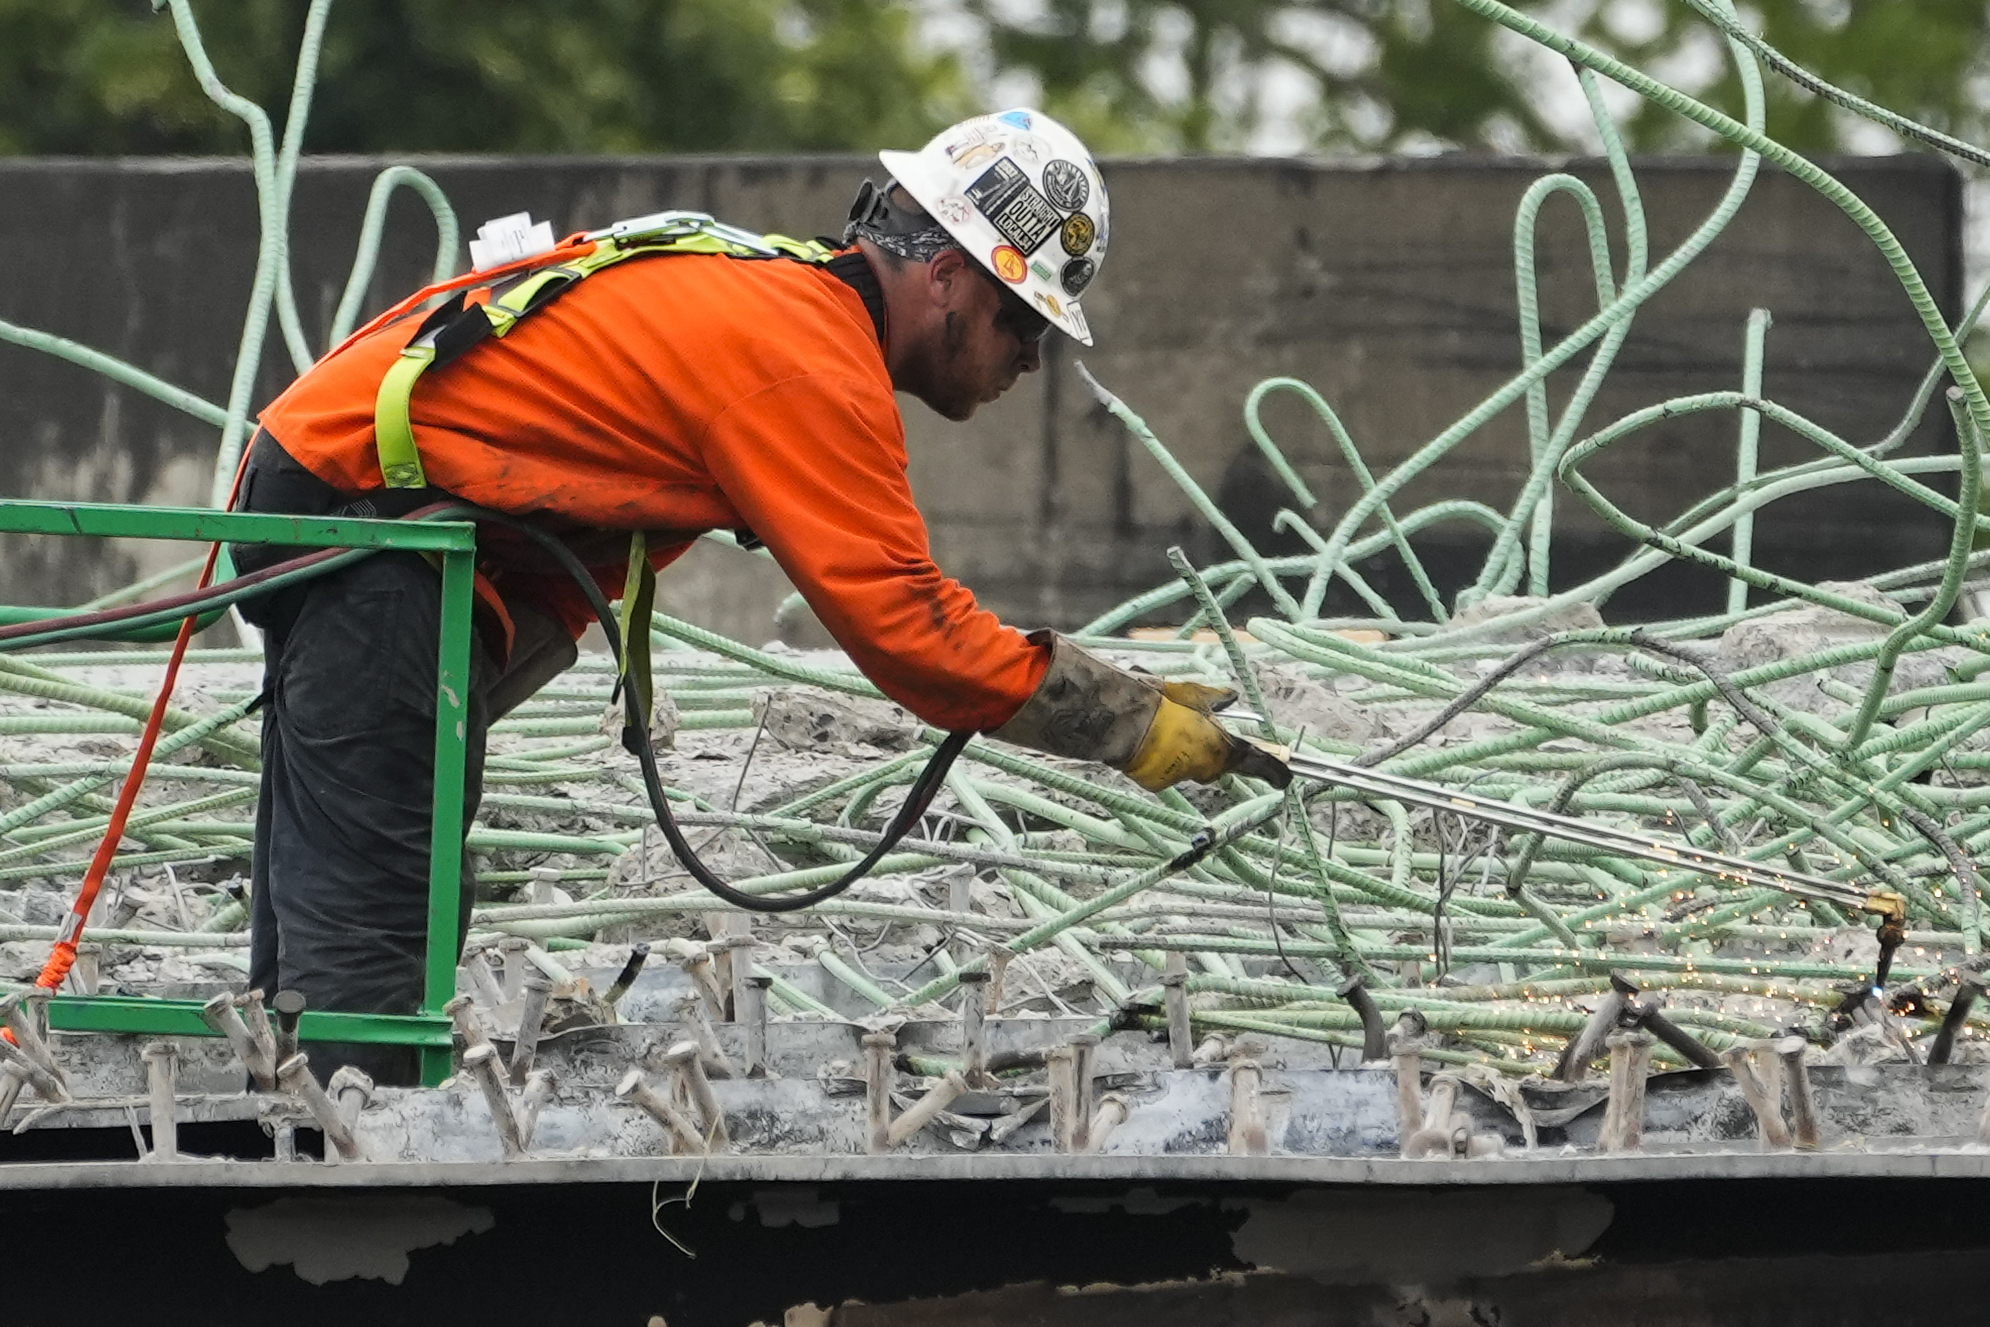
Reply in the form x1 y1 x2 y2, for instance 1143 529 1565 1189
1229 726 1906 928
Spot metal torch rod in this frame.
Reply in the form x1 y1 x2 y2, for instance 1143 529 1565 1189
1279 748 1880 914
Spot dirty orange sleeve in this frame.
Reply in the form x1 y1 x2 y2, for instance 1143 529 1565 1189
700 374 1048 733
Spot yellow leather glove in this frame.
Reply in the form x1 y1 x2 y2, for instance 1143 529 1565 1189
992 633 1292 791
1123 694 1291 791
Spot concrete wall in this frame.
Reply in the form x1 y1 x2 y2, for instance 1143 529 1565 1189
0 153 1961 641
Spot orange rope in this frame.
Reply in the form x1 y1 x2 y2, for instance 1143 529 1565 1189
34 544 221 992
35 450 256 993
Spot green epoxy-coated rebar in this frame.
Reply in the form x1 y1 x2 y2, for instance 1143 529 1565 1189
7 0 1990 1075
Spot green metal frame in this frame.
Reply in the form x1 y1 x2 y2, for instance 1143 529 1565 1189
0 500 477 1085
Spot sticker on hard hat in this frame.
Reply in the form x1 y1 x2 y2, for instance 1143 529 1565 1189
1041 160 1090 212
1060 212 1096 257
965 158 1060 255
935 194 973 226
1061 256 1095 295
942 124 990 160
991 246 1028 283
1011 136 1045 166
1034 291 1064 318
1031 259 1055 282
998 110 1034 130
952 141 1005 171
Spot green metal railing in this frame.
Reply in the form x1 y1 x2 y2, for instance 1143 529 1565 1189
0 499 477 1086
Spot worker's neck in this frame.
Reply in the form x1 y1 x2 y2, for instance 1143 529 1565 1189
856 238 930 390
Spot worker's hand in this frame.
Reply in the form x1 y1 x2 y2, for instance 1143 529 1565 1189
991 633 1292 791
1138 673 1238 715
1122 696 1292 791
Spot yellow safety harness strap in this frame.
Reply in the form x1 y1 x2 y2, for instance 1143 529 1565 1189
372 215 837 491
617 532 657 728
374 344 436 489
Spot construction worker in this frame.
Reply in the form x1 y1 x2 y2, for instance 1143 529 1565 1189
232 109 1284 1083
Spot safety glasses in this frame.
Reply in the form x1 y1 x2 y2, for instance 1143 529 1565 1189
975 265 1052 345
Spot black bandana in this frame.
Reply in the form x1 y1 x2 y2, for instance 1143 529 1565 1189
844 179 961 263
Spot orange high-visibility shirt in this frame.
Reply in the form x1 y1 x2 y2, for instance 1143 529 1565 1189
258 250 1048 733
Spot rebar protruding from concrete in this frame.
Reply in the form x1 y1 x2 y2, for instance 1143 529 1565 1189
461 1044 525 1160
527 865 562 905
275 1053 361 1162
444 994 492 1056
742 974 772 1078
604 942 651 1012
863 1031 896 1155
509 968 553 1086
1930 975 1986 1066
716 933 756 1023
1388 1010 1426 1153
618 1068 704 1153
498 936 532 1001
0 1063 28 1125
1228 1053 1268 1156
272 990 306 1067
671 942 730 1022
986 950 1012 1014
1724 1044 1792 1150
1598 1031 1654 1153
886 1070 968 1148
947 870 974 964
1554 973 1636 1083
1162 952 1193 1068
516 1068 555 1149
237 989 279 1078
1086 1092 1131 1154
988 1094 1047 1145
67 942 100 996
142 1042 178 1162
327 1065 374 1147
1070 1032 1101 1152
1046 1045 1079 1153
958 970 992 1085
665 1039 729 1150
1753 1037 1787 1127
1426 1074 1459 1131
463 950 507 1009
202 993 276 1090
1403 1072 1467 1158
1626 998 1723 1072
0 1036 65 1105
1777 1035 1820 1151
1338 976 1388 1063
671 993 737 1080
0 991 64 1089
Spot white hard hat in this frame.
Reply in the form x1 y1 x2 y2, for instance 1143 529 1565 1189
879 108 1108 346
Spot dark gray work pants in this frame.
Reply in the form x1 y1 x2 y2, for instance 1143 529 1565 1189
238 436 576 1085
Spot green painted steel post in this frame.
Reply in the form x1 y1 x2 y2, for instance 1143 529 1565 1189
422 545 477 1085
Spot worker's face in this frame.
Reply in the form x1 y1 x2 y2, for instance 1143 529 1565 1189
904 250 1046 421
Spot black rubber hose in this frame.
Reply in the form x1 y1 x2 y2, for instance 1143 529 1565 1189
4 499 975 914
452 506 974 913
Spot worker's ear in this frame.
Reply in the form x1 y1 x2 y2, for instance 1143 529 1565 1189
925 248 976 309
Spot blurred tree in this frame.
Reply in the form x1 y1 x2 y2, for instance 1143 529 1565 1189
4 0 1986 159
966 0 1990 155
1593 0 1990 153
0 0 973 154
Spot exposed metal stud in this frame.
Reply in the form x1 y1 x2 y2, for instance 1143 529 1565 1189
276 1053 361 1162
141 1042 178 1162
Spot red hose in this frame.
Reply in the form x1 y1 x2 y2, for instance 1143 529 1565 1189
33 450 259 993
34 545 219 992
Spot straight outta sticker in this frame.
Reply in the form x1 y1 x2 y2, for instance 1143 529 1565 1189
964 158 1060 255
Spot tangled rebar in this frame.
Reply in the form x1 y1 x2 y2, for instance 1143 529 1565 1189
4 0 1990 1075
